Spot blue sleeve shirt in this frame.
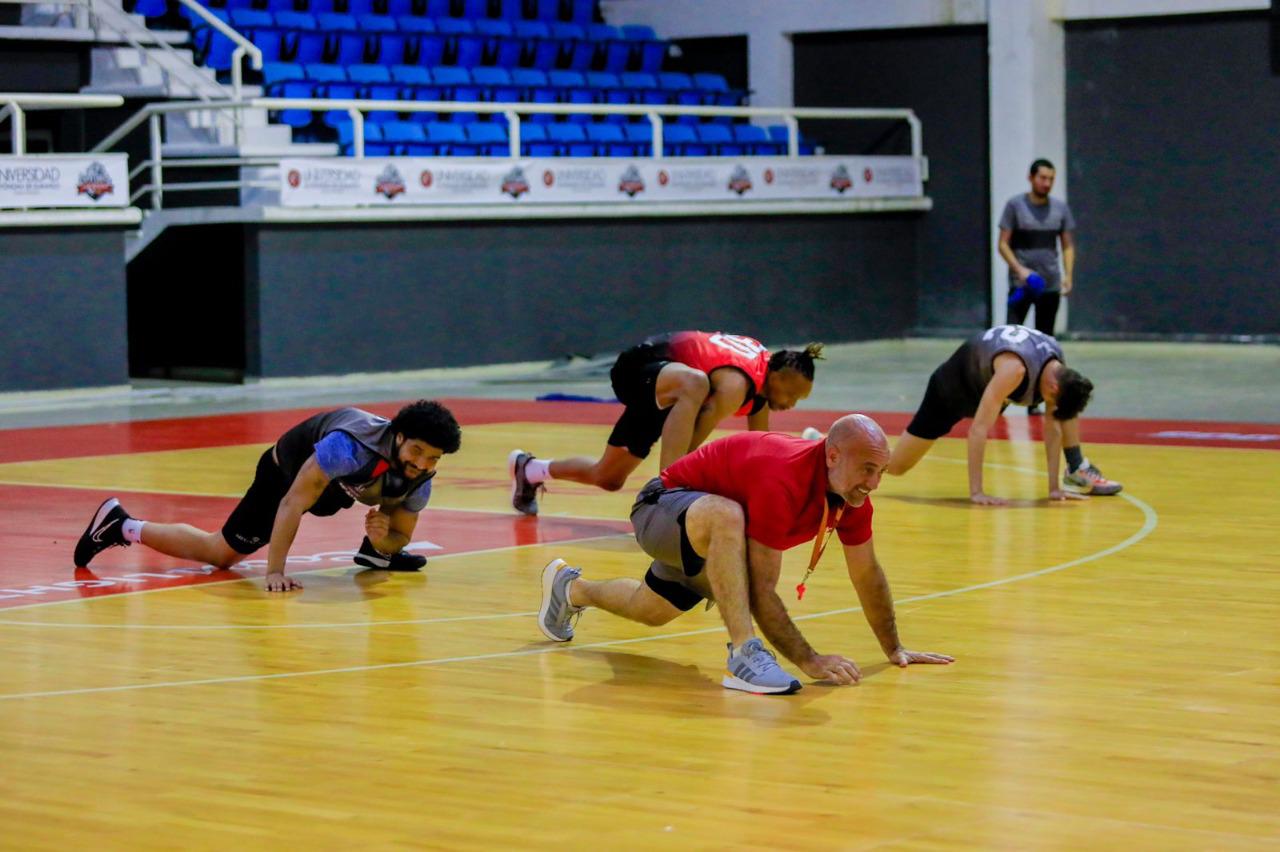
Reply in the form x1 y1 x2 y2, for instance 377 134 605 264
314 431 433 513
314 431 376 480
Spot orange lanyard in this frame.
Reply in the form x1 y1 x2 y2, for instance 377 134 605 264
796 498 844 600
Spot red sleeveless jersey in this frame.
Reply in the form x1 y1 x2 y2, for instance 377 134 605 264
667 331 771 416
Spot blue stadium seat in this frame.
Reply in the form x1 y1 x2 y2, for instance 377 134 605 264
293 29 328 64
585 71 622 104
273 10 316 28
696 122 736 155
465 121 509 155
382 119 428 153
425 121 469 153
767 124 815 155
472 66 519 102
519 122 554 155
586 122 630 156
396 15 435 31
530 0 557 22
356 13 396 30
662 123 705 156
620 71 664 105
374 32 413 64
229 8 273 28
417 32 446 66
566 0 592 25
347 0 376 16
463 0 496 19
424 0 452 18
622 121 651 156
620 24 664 73
547 122 592 156
307 0 341 14
733 123 780 155
475 18 520 66
497 0 523 19
336 30 373 65
316 11 356 28
386 0 418 17
335 119 385 155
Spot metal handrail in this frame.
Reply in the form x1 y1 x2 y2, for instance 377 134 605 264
1 93 124 155
92 96 925 210
171 0 263 103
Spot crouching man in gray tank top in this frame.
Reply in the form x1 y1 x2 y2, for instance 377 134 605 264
886 325 1122 504
73 400 462 592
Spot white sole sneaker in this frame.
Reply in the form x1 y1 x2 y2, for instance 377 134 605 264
538 558 571 642
721 673 802 695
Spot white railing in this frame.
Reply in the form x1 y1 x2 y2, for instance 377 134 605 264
94 96 925 209
0 92 124 154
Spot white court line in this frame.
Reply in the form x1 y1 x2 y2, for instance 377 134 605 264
0 533 630 615
0 488 1158 702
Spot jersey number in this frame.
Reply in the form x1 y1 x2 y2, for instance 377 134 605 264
984 324 1056 353
707 333 766 358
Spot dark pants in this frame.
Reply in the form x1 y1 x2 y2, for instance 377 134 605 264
1009 289 1062 337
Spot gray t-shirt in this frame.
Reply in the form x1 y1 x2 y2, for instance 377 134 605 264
999 194 1076 293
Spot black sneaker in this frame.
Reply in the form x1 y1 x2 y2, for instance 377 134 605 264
353 537 426 572
1027 403 1043 416
507 448 544 516
73 497 133 568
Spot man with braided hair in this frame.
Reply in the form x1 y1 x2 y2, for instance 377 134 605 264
73 400 462 592
508 331 823 515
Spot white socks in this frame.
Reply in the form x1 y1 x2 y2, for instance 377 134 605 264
524 458 552 484
122 519 146 543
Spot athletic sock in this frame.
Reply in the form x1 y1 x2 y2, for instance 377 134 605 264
122 519 146 543
525 458 552 484
1064 445 1084 473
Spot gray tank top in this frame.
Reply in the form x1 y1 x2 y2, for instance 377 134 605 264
965 325 1064 406
275 407 431 511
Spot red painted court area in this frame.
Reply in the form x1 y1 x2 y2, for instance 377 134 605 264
1 397 1275 609
1 398 1276 466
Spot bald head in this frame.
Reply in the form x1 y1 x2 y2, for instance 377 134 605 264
826 413 888 454
824 414 890 507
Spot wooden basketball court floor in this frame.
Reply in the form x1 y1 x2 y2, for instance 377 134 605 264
0 397 1277 849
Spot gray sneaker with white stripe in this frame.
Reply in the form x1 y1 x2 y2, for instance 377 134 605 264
723 638 802 695
538 558 584 642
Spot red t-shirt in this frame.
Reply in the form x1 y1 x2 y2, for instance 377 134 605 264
667 331 771 417
660 431 874 551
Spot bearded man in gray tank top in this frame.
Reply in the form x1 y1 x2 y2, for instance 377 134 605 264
72 401 462 592
886 325 1122 505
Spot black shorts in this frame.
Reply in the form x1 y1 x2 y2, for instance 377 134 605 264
221 449 287 555
607 341 672 459
221 449 354 555
905 352 979 441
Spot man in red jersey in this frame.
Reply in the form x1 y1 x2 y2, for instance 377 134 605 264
508 330 823 515
535 414 954 694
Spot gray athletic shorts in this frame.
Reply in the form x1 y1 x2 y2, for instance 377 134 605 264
630 477 711 611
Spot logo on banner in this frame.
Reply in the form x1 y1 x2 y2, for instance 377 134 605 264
657 169 669 187
287 169 301 188
863 167 874 183
727 165 753 196
542 169 555 187
763 168 775 185
618 165 645 197
75 161 114 201
501 166 530 199
375 165 406 199
420 169 433 188
830 165 853 194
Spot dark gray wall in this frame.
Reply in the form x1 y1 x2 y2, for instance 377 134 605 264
1066 12 1280 335
247 215 919 377
0 229 129 391
793 25 991 334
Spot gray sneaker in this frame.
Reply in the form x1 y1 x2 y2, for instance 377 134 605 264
723 638 802 695
538 558 584 642
508 449 543 516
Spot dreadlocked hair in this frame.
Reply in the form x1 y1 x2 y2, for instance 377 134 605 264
768 342 825 381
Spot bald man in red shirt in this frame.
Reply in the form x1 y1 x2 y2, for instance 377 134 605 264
536 414 954 695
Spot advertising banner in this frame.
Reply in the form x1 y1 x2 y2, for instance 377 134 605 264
279 156 923 207
0 155 130 209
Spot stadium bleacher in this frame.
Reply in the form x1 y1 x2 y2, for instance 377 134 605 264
156 0 819 156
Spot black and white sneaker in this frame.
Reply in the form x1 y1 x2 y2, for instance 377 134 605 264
353 537 426 572
73 497 133 568
508 449 543 516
